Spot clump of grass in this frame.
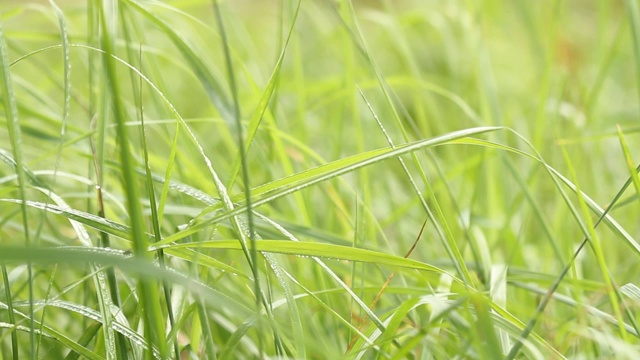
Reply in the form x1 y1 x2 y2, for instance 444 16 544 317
1 0 640 359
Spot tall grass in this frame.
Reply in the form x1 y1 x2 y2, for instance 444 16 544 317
1 0 640 359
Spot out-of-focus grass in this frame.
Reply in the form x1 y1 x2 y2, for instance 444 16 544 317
1 0 640 359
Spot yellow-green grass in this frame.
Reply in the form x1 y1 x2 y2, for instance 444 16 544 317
1 0 640 359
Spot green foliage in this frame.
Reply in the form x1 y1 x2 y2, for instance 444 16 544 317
1 0 640 358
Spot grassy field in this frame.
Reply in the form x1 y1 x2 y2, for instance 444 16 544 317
1 0 640 358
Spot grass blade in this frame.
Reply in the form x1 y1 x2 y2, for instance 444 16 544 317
0 11 34 359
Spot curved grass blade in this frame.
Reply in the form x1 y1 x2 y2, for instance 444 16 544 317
358 85 472 285
153 239 456 278
0 246 253 315
0 198 141 241
13 299 164 358
32 186 119 360
503 164 640 358
247 126 500 203
121 0 231 118
0 301 103 360
0 197 244 276
453 137 640 257
0 149 49 188
345 1 475 285
160 127 502 245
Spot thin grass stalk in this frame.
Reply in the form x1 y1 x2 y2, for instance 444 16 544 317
35 267 58 358
0 13 35 359
1 264 19 360
212 0 272 356
115 1 179 227
41 2 75 357
196 299 217 360
563 147 626 341
46 0 70 183
46 0 127 359
212 0 259 297
88 3 129 359
346 217 428 351
87 4 122 357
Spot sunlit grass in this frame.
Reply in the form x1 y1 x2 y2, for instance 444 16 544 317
1 0 640 359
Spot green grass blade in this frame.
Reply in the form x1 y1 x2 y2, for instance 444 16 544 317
63 322 102 360
154 239 455 277
226 0 301 189
122 0 231 118
1 264 19 360
616 127 640 200
0 11 34 359
134 40 181 360
0 301 104 360
561 146 628 340
97 1 166 357
161 127 501 244
211 3 264 355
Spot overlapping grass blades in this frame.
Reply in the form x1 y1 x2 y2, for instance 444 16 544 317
1 1 640 358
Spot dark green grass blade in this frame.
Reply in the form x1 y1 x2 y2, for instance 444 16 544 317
97 3 167 357
63 322 102 360
129 15 180 355
87 3 123 358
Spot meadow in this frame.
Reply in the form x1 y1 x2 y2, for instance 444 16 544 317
1 0 640 358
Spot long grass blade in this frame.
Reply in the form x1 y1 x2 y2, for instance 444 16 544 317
97 1 167 357
0 11 34 359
